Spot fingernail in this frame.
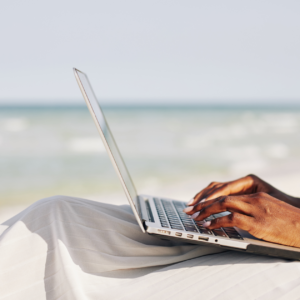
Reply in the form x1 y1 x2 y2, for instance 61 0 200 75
187 198 194 205
202 221 211 227
196 220 205 225
183 206 194 213
191 212 200 219
200 198 206 203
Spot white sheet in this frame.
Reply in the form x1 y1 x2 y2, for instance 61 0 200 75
0 195 299 299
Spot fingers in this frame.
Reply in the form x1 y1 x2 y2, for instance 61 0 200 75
184 195 254 219
189 175 257 206
202 212 254 232
188 181 219 206
184 197 221 215
201 184 232 201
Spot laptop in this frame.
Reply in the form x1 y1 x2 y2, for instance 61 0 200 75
74 68 300 261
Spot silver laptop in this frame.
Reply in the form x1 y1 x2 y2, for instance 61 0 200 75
74 68 300 261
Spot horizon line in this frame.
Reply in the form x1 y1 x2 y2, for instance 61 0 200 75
1 103 300 109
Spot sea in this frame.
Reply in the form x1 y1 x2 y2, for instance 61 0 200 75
1 105 300 206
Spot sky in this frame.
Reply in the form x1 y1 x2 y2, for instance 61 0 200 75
1 0 300 105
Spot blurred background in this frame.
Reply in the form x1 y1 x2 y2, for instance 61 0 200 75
1 1 300 221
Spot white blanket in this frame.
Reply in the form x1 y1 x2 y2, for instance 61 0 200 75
0 195 299 300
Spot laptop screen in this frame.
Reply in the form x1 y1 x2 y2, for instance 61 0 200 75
74 69 143 227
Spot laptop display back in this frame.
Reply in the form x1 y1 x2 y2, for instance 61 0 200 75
74 68 145 232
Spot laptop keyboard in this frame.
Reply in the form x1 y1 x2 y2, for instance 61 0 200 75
154 198 243 240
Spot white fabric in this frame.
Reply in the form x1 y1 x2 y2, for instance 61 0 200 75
0 195 299 300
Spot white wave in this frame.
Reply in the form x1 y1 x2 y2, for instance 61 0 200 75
68 137 105 153
228 125 248 138
262 114 298 133
2 118 28 132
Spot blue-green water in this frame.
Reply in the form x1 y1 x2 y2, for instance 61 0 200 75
1 105 300 206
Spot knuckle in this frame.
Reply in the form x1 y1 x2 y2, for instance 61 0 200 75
222 183 229 189
246 174 262 183
195 203 203 211
214 217 222 226
246 174 256 180
255 191 266 198
228 212 239 224
200 207 208 215
228 213 234 221
209 181 219 187
219 196 230 207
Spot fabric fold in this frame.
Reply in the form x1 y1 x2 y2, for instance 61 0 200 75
0 195 299 300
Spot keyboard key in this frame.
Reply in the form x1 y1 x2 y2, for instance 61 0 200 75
178 214 187 218
195 220 206 224
170 224 182 228
212 229 227 238
227 234 243 240
180 219 191 223
183 223 195 227
161 224 169 228
181 219 193 223
171 225 184 230
223 231 243 239
198 227 213 235
222 227 243 238
184 225 198 232
182 218 193 222
169 222 181 226
180 217 192 221
224 229 238 235
179 212 186 216
223 227 237 232
168 220 180 224
182 223 195 227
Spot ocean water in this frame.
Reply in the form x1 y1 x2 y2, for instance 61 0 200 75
1 105 300 206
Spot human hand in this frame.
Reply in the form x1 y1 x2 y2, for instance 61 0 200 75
188 174 299 208
184 192 300 248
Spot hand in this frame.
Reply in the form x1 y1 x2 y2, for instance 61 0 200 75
188 174 300 208
184 192 300 248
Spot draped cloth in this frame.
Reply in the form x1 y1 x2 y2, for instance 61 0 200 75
0 195 300 300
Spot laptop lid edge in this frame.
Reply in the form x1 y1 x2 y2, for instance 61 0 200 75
73 68 146 233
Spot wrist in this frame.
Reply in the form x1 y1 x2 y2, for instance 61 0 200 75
291 197 300 209
280 193 300 208
269 189 300 208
